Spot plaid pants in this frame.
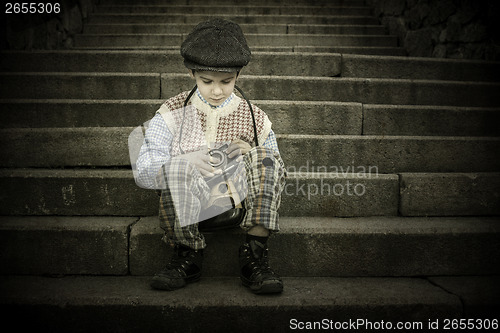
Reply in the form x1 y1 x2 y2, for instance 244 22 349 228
158 146 286 250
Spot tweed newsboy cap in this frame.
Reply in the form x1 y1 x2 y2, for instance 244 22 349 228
181 18 251 72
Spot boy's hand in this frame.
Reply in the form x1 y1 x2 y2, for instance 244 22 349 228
226 139 252 159
173 149 221 178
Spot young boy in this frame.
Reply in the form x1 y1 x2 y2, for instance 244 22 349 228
134 18 286 294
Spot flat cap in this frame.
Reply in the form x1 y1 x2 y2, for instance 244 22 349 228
181 18 251 72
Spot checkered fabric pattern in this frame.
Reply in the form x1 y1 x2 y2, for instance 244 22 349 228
164 91 271 157
240 146 286 232
135 91 279 189
159 146 286 250
159 158 210 250
196 88 234 109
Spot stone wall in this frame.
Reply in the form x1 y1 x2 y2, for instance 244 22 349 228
1 0 99 50
368 0 500 60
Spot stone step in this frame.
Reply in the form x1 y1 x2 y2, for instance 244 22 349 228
83 23 387 35
0 51 344 77
3 73 499 106
0 100 363 135
342 54 500 82
6 275 493 332
1 216 499 277
136 216 500 276
0 72 161 100
95 5 373 16
1 169 499 217
400 173 500 216
87 13 380 25
73 33 398 48
278 136 500 173
363 105 500 137
1 100 498 137
293 46 406 55
73 45 407 56
163 74 500 106
99 0 367 4
0 169 399 217
1 129 499 172
3 51 496 81
0 216 132 275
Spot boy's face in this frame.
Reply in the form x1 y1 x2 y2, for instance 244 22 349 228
190 70 238 107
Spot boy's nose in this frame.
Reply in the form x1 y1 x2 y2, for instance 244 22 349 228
212 85 223 95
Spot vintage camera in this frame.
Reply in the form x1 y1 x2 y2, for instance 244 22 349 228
206 143 239 187
199 143 246 231
203 143 245 216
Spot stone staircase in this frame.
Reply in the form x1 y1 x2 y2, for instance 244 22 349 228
1 0 500 331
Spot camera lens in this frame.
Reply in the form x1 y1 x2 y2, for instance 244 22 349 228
218 183 228 193
209 149 226 168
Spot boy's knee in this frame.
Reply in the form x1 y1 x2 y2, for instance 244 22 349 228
249 146 274 157
245 146 280 167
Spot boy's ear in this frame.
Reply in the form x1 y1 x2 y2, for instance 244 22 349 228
188 69 195 79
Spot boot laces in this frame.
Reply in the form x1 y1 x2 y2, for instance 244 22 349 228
247 242 274 276
166 247 195 272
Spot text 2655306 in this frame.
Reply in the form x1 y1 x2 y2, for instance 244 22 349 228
5 3 61 14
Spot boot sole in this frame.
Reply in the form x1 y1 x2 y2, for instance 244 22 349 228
241 278 283 294
151 274 201 291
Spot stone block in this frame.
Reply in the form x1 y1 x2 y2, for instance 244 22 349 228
0 169 159 216
363 105 500 136
0 100 160 128
0 216 133 275
399 173 500 216
340 54 500 81
0 73 161 99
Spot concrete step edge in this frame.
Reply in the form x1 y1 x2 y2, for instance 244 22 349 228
2 215 499 277
6 101 497 137
1 130 499 171
83 23 385 27
3 49 497 64
96 4 373 8
3 99 499 109
72 45 405 53
89 13 377 17
2 214 498 232
0 167 403 178
1 98 497 107
74 35 398 48
2 127 500 141
276 133 500 140
1 170 497 217
98 0 368 3
2 169 494 180
3 72 498 85
76 33 391 36
0 275 467 331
